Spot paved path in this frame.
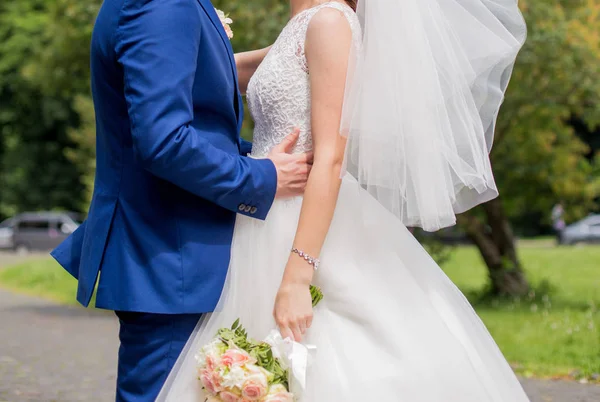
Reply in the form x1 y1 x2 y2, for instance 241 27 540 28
520 378 600 402
0 288 599 401
0 290 118 401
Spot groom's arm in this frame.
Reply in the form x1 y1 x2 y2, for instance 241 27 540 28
240 139 253 156
115 0 276 219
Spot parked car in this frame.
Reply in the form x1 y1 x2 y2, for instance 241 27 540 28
559 214 600 245
0 218 15 250
2 212 80 254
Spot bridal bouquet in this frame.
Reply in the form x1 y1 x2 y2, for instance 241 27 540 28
196 286 323 402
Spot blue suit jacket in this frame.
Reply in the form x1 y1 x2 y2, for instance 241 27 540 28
51 0 277 314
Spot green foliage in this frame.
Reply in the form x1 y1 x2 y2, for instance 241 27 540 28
0 0 98 218
310 284 324 307
217 320 289 388
0 258 78 305
37 1 101 212
214 0 288 51
66 95 96 209
491 0 600 226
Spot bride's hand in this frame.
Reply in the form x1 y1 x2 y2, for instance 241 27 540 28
274 277 314 342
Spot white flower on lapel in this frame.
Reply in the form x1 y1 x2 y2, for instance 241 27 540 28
215 8 233 39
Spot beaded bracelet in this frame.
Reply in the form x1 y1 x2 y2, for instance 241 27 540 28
291 248 320 270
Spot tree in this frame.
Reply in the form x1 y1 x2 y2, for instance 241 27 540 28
33 0 101 209
459 0 600 296
0 0 90 218
66 96 96 209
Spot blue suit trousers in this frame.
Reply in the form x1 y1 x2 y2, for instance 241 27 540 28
115 312 202 401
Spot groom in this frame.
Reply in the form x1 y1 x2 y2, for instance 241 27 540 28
51 0 310 400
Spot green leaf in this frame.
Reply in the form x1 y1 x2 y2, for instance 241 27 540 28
310 285 324 307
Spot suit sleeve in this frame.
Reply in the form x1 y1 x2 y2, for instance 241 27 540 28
115 0 276 220
240 139 254 156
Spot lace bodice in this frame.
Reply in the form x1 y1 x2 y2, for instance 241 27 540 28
247 2 360 158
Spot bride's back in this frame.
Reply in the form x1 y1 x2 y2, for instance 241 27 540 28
247 2 359 158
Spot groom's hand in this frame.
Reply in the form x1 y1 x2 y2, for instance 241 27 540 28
268 129 313 198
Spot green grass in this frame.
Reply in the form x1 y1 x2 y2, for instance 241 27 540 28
0 244 599 379
0 258 80 305
444 245 600 380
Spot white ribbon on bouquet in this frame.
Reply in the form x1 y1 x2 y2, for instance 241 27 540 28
264 330 317 398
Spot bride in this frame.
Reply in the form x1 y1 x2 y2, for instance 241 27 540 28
159 0 529 400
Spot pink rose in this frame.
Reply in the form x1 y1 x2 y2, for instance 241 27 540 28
219 391 241 402
264 392 294 402
221 348 252 368
264 384 293 402
264 384 294 402
200 369 218 395
241 374 268 400
210 370 223 390
206 355 217 371
224 24 234 39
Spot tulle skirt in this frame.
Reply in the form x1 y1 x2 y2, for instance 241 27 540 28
158 176 530 401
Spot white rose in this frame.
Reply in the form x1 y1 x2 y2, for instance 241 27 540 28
215 9 233 25
268 384 289 395
220 365 247 389
196 339 226 368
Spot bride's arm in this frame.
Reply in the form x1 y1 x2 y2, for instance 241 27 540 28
235 47 271 94
274 9 352 342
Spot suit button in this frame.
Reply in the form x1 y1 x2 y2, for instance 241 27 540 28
238 204 246 211
244 205 252 213
250 207 258 215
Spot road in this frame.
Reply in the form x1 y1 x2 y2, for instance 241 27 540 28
0 289 117 401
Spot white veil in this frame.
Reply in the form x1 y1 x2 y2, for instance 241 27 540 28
340 0 527 231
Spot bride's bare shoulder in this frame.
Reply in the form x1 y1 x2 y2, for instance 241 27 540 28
305 6 353 54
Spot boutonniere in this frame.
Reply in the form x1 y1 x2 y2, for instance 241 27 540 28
215 8 233 40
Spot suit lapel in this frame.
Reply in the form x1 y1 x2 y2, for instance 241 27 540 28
197 0 241 123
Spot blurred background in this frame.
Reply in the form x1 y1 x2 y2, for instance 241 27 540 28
0 0 598 400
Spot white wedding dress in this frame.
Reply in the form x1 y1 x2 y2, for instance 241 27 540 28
159 3 530 401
